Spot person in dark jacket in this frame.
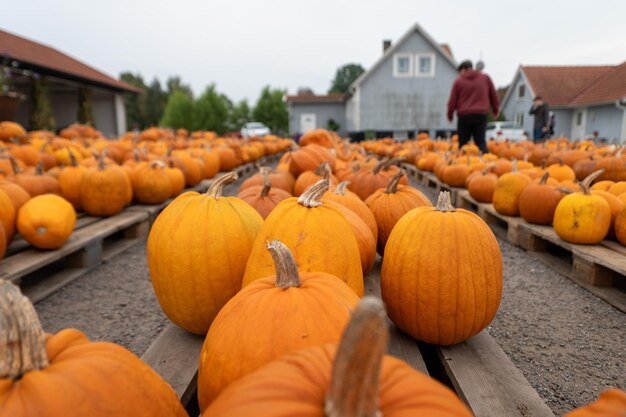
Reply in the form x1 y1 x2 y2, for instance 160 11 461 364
447 60 500 154
529 96 550 142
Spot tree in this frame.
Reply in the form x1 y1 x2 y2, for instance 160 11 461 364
120 72 147 130
166 76 193 98
328 63 365 94
29 76 55 131
141 78 167 127
228 100 251 131
252 86 288 135
193 84 230 133
77 86 95 126
161 90 195 129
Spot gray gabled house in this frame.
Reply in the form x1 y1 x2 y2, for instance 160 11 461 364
501 63 626 143
287 23 459 140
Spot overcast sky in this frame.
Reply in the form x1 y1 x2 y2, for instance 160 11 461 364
3 0 625 103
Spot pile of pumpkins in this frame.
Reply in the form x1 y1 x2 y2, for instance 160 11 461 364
1 127 624 416
368 134 626 247
0 121 291 259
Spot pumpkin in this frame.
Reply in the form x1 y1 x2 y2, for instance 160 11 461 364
147 172 263 335
467 168 498 203
10 160 61 197
293 162 338 196
591 180 614 191
349 158 408 201
323 181 378 241
80 156 131 217
0 121 27 141
16 195 76 249
595 149 626 182
58 151 86 211
237 170 291 219
0 188 16 243
381 191 502 345
131 161 172 205
215 147 238 171
198 241 359 409
299 128 334 148
242 178 364 296
608 181 626 196
0 180 30 212
591 189 623 238
573 157 597 181
168 151 203 187
519 173 566 225
442 157 470 187
0 223 5 260
164 164 186 197
492 161 531 216
240 167 294 194
554 170 611 244
202 297 473 417
547 159 576 182
564 389 626 417
289 144 335 177
365 170 432 254
200 150 220 179
0 280 188 417
615 209 626 246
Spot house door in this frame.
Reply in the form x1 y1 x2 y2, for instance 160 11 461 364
300 113 316 132
571 109 587 140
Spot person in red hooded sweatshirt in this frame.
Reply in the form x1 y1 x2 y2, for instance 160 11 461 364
447 60 500 154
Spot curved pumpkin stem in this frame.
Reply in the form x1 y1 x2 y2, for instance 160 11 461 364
351 163 361 173
325 297 388 417
266 240 301 289
435 191 456 212
539 172 549 185
385 169 405 194
372 158 389 174
261 169 271 198
149 160 166 169
206 171 238 198
334 181 350 196
0 280 49 379
511 159 518 173
68 148 78 167
315 161 331 179
580 169 604 195
298 178 330 208
35 161 44 176
7 155 22 175
382 157 405 171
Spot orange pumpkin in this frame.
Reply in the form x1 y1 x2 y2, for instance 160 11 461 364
0 281 188 417
197 241 359 409
293 162 338 196
0 188 16 243
299 128 334 148
11 160 61 197
17 195 76 249
242 178 364 296
492 161 531 216
381 191 502 345
164 164 186 197
467 168 498 203
519 173 566 225
323 181 378 241
0 180 30 212
591 189 623 238
131 161 172 205
203 297 473 417
564 389 626 417
289 144 335 177
80 157 131 216
58 152 86 211
237 172 292 219
365 170 432 254
240 167 294 194
349 158 408 201
147 172 263 335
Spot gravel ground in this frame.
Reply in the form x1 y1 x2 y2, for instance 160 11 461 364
34 171 625 416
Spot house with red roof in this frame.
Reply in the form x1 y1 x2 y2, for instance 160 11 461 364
501 63 626 143
0 29 141 136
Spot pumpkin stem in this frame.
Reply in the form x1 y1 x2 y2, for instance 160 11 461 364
556 187 573 195
206 171 238 198
372 158 389 174
325 297 387 417
97 153 106 171
68 148 78 167
35 161 44 176
315 161 331 179
334 181 350 196
382 157 405 171
351 163 361 173
149 160 166 169
385 169 405 194
539 172 549 185
266 241 301 289
297 178 330 208
435 191 456 212
7 155 22 174
580 169 604 195
261 169 271 197
0 280 49 379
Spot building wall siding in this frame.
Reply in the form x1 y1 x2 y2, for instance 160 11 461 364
51 90 79 130
92 92 117 137
585 104 624 143
353 32 457 136
551 109 573 138
288 103 346 136
502 71 536 135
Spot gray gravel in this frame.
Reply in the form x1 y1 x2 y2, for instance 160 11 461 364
33 171 625 416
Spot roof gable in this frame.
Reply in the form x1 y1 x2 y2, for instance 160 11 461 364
350 23 457 90
0 29 140 93
570 61 626 105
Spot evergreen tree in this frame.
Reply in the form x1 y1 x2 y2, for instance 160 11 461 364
252 86 288 134
161 90 195 129
328 63 365 94
193 84 230 133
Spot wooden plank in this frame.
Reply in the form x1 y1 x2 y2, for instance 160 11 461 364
600 239 626 256
0 210 149 283
23 268 88 303
482 205 524 246
364 261 429 374
141 324 204 406
438 331 555 417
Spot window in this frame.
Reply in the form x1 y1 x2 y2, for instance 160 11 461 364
515 113 524 126
518 84 525 99
415 53 435 77
393 54 413 77
576 112 583 126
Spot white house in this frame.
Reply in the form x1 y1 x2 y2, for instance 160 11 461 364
501 63 626 143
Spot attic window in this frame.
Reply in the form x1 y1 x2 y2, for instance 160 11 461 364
415 53 435 77
393 54 413 78
518 84 525 99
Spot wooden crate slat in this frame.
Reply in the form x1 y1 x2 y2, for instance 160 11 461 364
438 331 555 417
141 324 204 406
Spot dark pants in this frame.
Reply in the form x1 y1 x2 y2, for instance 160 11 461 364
533 127 548 143
458 114 488 153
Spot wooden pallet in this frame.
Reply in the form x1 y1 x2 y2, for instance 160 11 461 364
456 190 524 246
518 223 626 313
417 170 465 203
143 261 554 417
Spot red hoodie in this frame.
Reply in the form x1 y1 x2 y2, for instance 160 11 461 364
447 70 500 120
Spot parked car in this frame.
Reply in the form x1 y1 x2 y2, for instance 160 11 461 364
241 122 270 138
485 121 527 142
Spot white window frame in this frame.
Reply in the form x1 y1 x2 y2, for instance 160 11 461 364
393 53 413 78
415 53 436 77
515 113 524 126
517 84 525 100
